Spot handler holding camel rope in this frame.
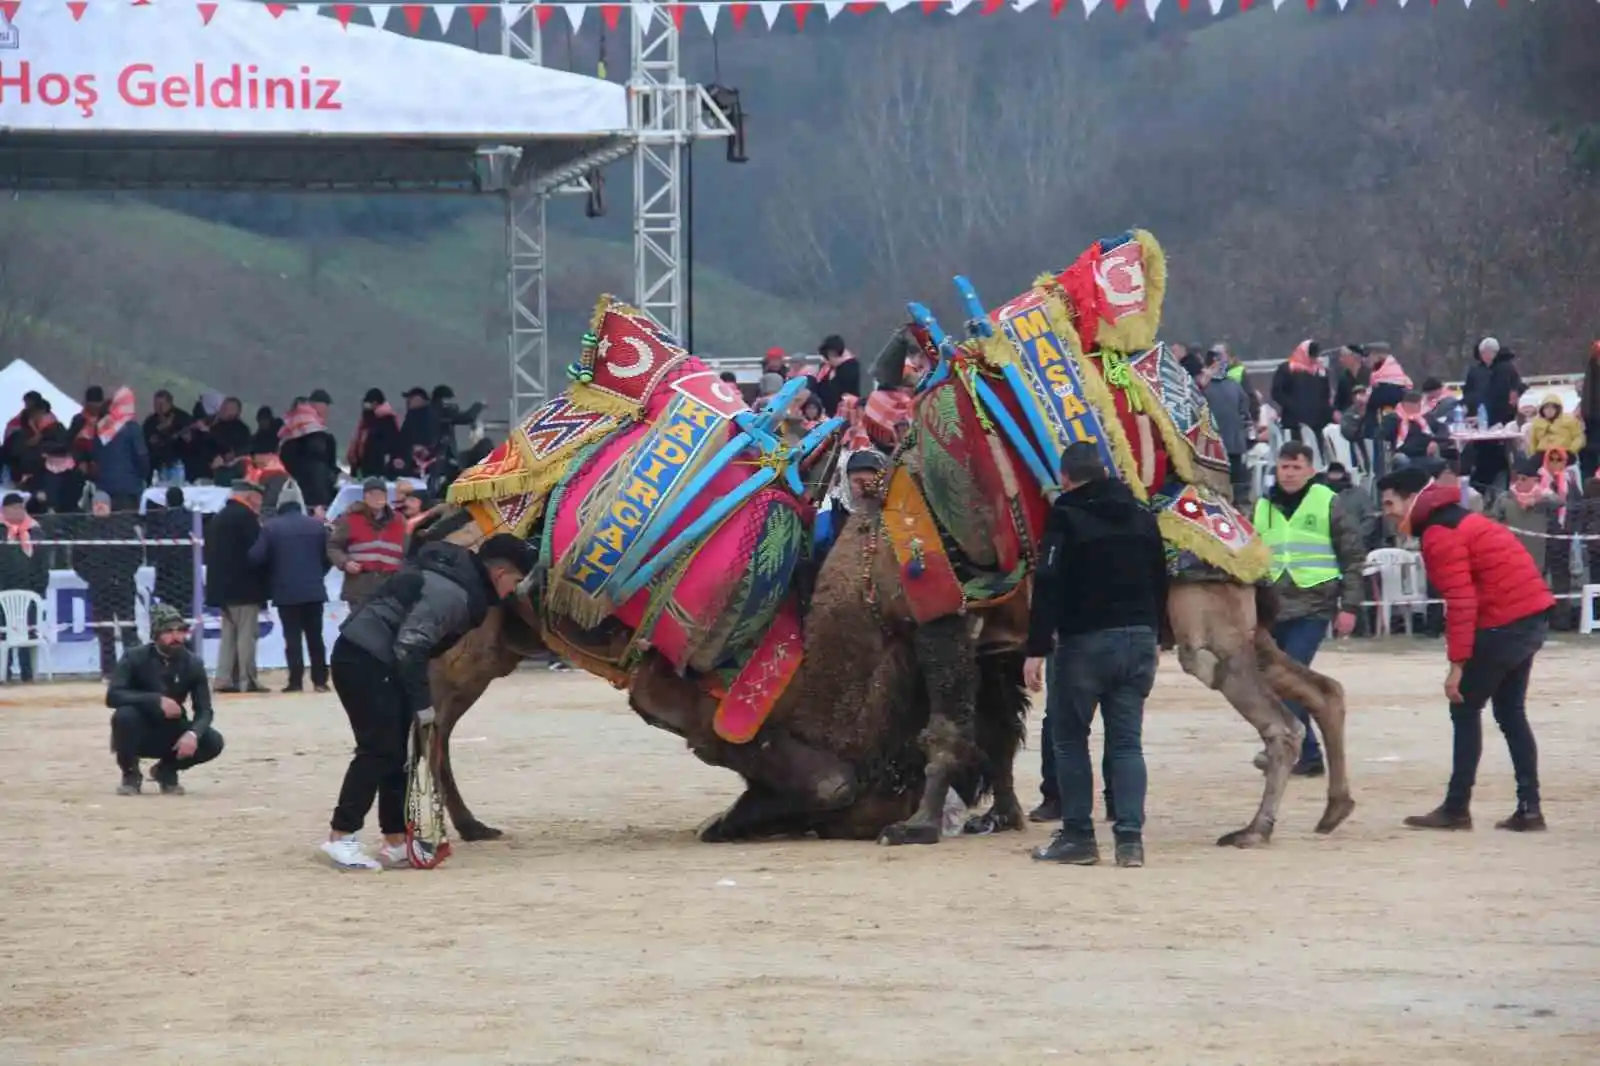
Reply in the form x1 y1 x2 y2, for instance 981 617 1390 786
320 534 535 871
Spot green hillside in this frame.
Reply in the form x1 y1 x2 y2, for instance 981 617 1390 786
1 196 828 433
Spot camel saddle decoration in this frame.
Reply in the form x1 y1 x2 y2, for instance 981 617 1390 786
879 229 1267 622
449 295 846 742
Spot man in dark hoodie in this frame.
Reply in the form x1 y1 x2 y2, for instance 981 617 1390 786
1024 442 1168 869
1378 466 1552 832
319 534 535 871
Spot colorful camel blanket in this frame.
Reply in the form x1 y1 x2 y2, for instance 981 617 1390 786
446 295 840 744
903 229 1267 584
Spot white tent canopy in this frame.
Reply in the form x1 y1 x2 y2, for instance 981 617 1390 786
0 358 81 423
0 3 627 139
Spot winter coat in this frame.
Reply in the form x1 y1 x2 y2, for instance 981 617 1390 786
246 503 330 607
337 541 491 714
92 422 151 499
0 519 50 595
1489 491 1560 574
351 410 403 478
203 499 267 607
1411 482 1554 663
1203 375 1253 455
1526 400 1586 458
279 431 340 510
1461 351 1524 425
142 409 192 473
105 642 214 737
1269 362 1332 433
59 511 143 596
326 505 409 604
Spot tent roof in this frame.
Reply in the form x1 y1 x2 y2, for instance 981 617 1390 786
0 358 81 422
0 4 632 192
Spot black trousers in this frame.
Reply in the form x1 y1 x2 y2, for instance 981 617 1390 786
88 580 138 678
109 704 225 774
329 636 410 836
1445 613 1545 812
278 602 328 688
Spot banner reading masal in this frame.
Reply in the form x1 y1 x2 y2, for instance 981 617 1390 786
0 4 625 137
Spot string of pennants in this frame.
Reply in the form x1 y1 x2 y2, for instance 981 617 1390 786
1 0 1542 33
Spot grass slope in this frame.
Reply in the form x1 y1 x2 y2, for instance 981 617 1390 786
9 196 826 433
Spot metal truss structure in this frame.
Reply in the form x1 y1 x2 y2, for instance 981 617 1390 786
500 4 734 424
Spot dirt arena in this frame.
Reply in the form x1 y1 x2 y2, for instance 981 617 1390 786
3 641 1597 1065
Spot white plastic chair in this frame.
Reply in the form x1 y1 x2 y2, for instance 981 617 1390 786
0 589 53 681
1363 549 1428 636
1580 584 1600 637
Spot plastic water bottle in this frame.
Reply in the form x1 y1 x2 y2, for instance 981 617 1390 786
1451 405 1465 432
1477 403 1490 429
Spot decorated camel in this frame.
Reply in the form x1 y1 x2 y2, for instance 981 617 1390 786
418 229 1354 850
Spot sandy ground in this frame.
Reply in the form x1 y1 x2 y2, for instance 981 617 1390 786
2 640 1598 1066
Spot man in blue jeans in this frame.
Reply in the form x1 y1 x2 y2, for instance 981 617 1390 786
1024 443 1168 868
1252 441 1366 776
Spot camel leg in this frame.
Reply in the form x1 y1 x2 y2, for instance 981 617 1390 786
880 614 979 846
429 616 524 842
690 728 859 843
1257 632 1356 834
1170 583 1303 848
962 648 1028 835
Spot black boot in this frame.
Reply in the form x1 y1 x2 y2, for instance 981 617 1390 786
1403 804 1472 830
117 769 142 796
1031 831 1100 865
1027 799 1061 823
1494 804 1546 832
148 763 185 796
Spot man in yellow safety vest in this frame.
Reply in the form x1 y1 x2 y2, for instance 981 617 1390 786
1252 440 1367 776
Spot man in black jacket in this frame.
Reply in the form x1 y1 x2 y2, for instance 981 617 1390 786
1024 443 1169 868
107 604 225 795
320 534 535 871
204 481 268 693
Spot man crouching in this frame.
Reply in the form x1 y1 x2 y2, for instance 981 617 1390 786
319 534 535 871
108 604 225 795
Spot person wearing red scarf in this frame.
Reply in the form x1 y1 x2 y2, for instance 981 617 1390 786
92 387 149 512
0 492 48 683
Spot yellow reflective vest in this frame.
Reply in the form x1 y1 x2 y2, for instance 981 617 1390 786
1254 484 1340 588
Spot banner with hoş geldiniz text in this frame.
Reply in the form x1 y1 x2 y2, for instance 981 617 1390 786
0 1 624 136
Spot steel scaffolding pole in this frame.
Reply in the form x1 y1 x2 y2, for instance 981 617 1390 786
501 2 549 424
629 9 733 346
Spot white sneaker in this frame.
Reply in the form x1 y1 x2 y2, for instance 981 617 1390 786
378 839 434 870
320 836 381 871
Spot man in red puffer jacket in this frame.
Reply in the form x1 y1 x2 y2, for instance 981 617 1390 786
1378 467 1554 832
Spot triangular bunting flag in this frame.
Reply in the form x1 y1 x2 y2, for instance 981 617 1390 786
1207 0 1223 12
823 0 847 17
565 3 587 29
668 5 690 29
791 1 812 26
1113 0 1129 11
466 4 489 28
1335 0 1348 7
66 0 86 19
919 0 939 11
1082 0 1102 14
847 1 877 11
367 4 390 27
1050 0 1069 14
197 1 217 23
980 0 1005 12
699 2 720 31
1272 0 1285 8
759 1 782 26
729 2 751 26
600 3 622 29
264 3 289 16
883 0 913 9
331 3 355 27
535 5 556 26
0 0 20 21
1012 0 1040 10
948 0 975 13
400 3 426 31
1396 0 1408 8
1145 0 1161 17
636 3 654 28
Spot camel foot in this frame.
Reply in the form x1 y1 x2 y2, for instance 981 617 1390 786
1315 795 1356 835
963 804 1025 836
1216 826 1272 848
457 820 504 842
878 820 942 846
696 811 740 844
